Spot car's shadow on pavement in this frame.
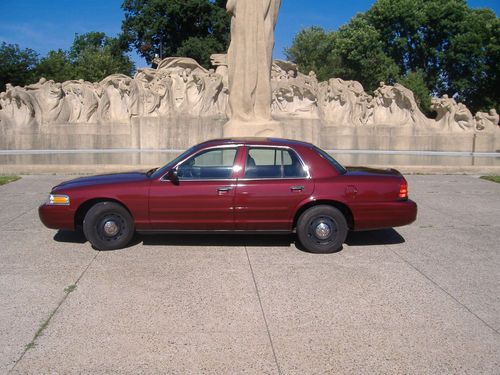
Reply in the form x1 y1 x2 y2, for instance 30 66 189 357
54 229 87 244
345 229 405 247
54 228 405 253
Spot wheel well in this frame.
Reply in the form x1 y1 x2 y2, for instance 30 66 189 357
75 198 132 227
293 200 354 230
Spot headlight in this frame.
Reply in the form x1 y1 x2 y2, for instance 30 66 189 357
47 194 70 205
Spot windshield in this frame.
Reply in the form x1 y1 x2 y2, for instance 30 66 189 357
313 146 347 175
150 145 199 179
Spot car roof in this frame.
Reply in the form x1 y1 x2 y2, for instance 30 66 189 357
199 137 314 148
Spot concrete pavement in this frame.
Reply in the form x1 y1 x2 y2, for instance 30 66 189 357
0 175 499 374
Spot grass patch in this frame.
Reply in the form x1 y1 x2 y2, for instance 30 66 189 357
0 175 20 186
24 284 78 351
64 284 77 294
480 176 500 183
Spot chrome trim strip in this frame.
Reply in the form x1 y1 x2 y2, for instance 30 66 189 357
137 229 292 235
162 179 238 183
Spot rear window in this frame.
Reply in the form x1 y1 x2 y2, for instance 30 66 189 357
313 147 347 175
245 147 308 179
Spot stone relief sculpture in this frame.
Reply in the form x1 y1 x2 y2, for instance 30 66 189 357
271 61 319 118
224 0 283 137
475 109 499 132
430 95 475 132
0 56 497 134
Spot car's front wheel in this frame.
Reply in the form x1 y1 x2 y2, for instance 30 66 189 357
83 202 134 250
296 205 348 253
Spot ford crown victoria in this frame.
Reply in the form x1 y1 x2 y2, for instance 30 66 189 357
39 138 417 253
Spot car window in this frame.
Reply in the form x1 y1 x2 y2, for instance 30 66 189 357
245 148 308 179
152 145 199 179
177 148 237 180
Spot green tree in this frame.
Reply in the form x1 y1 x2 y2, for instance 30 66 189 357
0 42 39 92
397 70 431 114
284 27 335 82
285 21 399 93
365 0 498 112
70 32 134 81
327 16 400 92
35 50 75 83
444 8 499 111
286 0 499 112
33 32 134 84
121 0 230 67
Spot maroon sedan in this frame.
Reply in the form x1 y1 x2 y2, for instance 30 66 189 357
39 138 417 253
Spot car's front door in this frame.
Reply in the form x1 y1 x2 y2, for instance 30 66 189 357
234 146 314 231
148 146 240 230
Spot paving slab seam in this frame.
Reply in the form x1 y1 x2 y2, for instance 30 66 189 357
9 251 100 373
244 245 282 375
387 246 500 336
1 207 38 229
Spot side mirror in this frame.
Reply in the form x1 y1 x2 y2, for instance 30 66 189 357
166 168 179 184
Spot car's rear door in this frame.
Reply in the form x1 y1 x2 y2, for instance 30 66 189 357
148 146 241 230
234 146 314 231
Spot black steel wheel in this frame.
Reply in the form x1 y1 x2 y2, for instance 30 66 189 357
83 202 134 250
296 205 348 253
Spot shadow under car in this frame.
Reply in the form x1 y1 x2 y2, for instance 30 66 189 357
54 228 405 252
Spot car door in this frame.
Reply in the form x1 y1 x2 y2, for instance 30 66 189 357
234 146 314 231
148 146 240 230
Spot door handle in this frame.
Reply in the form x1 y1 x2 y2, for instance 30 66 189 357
290 186 304 192
217 187 233 193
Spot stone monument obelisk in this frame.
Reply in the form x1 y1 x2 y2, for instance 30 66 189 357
224 0 283 138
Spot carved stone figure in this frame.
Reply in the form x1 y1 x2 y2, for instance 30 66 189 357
475 109 499 132
319 78 357 125
431 95 475 132
225 0 282 136
271 61 319 118
98 74 135 122
62 80 100 123
210 54 229 89
28 79 71 124
0 85 40 127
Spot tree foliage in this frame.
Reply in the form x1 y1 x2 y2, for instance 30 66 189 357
284 27 334 81
2 32 135 88
121 0 230 67
68 32 135 82
35 50 75 83
285 0 499 113
0 42 39 92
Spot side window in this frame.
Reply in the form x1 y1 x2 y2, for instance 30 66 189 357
177 148 237 180
245 148 308 179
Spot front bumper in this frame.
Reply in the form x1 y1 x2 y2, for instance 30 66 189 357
39 204 76 230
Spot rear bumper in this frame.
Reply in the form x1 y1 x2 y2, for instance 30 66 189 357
39 204 75 230
352 199 417 231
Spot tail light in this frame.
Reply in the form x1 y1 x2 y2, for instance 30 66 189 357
399 179 408 200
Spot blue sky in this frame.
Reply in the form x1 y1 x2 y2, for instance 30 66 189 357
1 0 498 69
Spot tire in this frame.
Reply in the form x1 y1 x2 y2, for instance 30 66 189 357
296 205 348 253
83 202 135 250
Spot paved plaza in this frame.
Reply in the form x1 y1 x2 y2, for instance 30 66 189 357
0 175 499 374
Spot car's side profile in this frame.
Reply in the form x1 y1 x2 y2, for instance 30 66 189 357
39 138 417 253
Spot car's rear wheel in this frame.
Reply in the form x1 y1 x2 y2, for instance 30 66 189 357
296 205 348 253
83 202 134 250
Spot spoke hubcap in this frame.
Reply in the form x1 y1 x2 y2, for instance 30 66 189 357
103 220 119 237
315 222 332 240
